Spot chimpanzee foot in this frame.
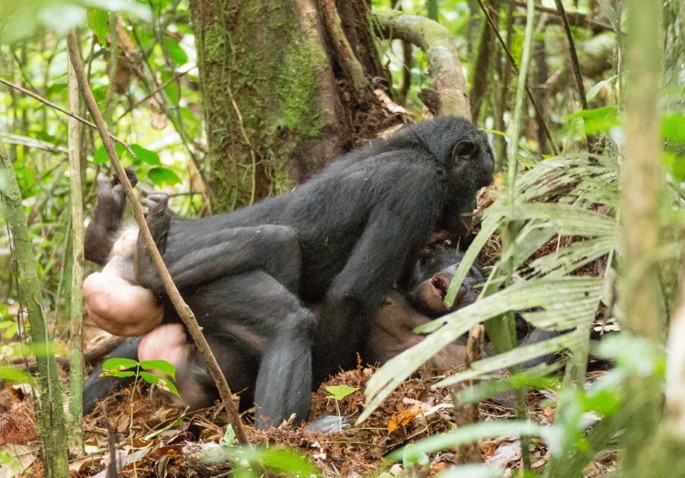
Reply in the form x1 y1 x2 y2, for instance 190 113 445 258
303 415 351 434
135 192 171 292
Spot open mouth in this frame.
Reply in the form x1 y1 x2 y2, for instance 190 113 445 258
432 276 449 300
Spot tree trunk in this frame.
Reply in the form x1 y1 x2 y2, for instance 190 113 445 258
189 0 348 211
189 1 472 212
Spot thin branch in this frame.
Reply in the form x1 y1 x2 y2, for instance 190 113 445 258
475 0 559 155
0 77 133 154
116 66 196 122
67 51 85 456
66 30 249 445
554 0 593 152
513 1 614 33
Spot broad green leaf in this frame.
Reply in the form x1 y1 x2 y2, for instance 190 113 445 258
87 8 109 44
663 114 685 142
165 38 188 65
93 145 109 164
148 167 181 186
130 144 162 166
207 446 321 477
565 106 620 134
221 425 238 447
663 151 685 180
402 443 429 468
257 447 320 476
510 32 524 67
387 421 550 461
103 357 139 372
140 359 176 379
0 365 33 384
102 370 136 378
139 371 180 397
585 76 616 102
426 0 438 20
93 143 125 164
325 385 357 400
437 331 581 388
0 0 149 44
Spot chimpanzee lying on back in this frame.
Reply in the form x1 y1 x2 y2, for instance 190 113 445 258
85 117 495 428
82 174 486 414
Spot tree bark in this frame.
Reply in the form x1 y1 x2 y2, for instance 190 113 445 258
0 139 69 477
619 0 664 474
189 0 346 211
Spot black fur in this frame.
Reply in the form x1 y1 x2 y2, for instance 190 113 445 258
88 117 494 427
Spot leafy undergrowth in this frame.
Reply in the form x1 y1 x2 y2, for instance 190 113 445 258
0 362 616 477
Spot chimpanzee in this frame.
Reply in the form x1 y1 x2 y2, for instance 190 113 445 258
82 184 484 414
85 117 495 427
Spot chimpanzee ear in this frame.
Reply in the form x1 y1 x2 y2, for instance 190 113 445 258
451 139 478 162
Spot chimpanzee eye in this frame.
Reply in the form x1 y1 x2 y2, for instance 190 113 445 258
452 140 477 160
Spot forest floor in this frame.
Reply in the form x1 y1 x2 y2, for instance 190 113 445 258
0 346 617 478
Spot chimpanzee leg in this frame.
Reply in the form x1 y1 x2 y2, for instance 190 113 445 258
188 271 316 428
171 333 261 411
83 336 142 414
135 196 302 295
85 173 131 265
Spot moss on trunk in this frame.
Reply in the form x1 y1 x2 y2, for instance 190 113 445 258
190 0 344 211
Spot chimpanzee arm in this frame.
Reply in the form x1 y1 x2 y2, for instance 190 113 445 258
136 203 302 295
313 163 444 380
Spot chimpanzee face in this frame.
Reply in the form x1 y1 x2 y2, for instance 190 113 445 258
438 130 494 235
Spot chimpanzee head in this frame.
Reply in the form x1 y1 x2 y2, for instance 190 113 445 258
410 116 494 235
408 244 485 317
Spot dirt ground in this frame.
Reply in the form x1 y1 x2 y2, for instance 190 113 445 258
0 356 616 477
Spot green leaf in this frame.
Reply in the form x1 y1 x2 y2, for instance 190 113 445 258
0 365 33 384
221 425 238 447
87 8 109 44
165 38 188 66
207 446 321 477
437 331 581 388
180 107 201 138
387 421 550 461
161 69 180 104
130 144 162 166
426 0 438 20
402 443 429 468
140 359 176 379
662 114 685 143
148 167 181 186
325 385 357 400
139 371 180 397
92 143 125 164
93 145 109 164
257 447 320 476
585 76 616 102
565 106 620 134
663 151 685 181
103 357 139 372
510 32 524 67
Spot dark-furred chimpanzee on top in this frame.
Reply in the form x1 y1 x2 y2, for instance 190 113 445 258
83 192 486 419
91 116 494 428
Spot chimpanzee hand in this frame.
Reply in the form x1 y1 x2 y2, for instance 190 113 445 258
141 192 170 218
111 166 138 189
